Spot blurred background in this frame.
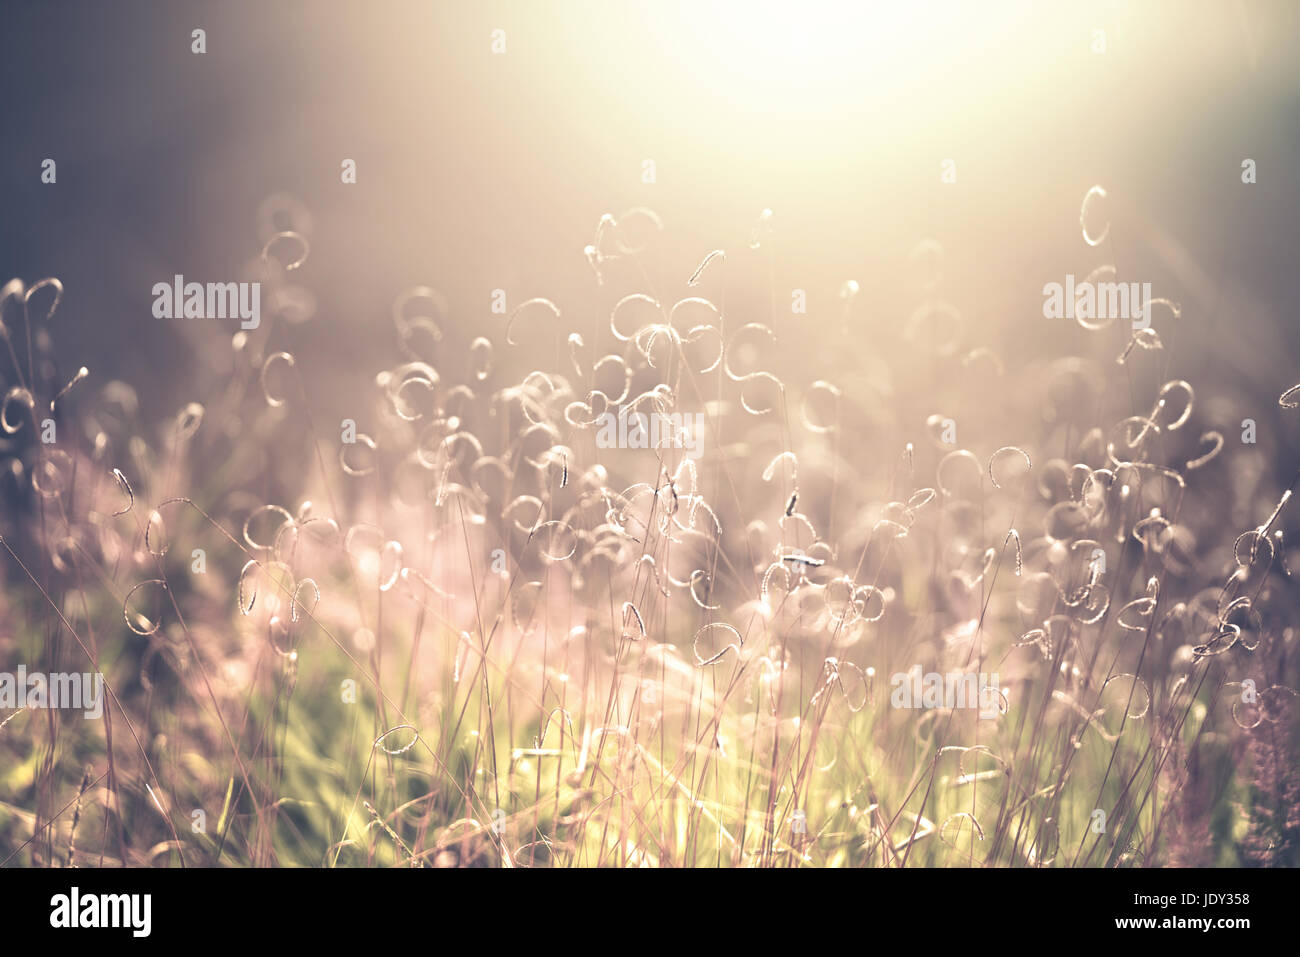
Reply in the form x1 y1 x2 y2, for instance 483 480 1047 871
1 0 1297 457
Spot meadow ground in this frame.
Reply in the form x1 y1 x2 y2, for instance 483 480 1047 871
2 197 1298 870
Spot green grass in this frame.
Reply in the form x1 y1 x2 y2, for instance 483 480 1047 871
1 210 1297 869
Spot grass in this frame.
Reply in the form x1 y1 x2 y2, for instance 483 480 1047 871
1 202 1297 869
